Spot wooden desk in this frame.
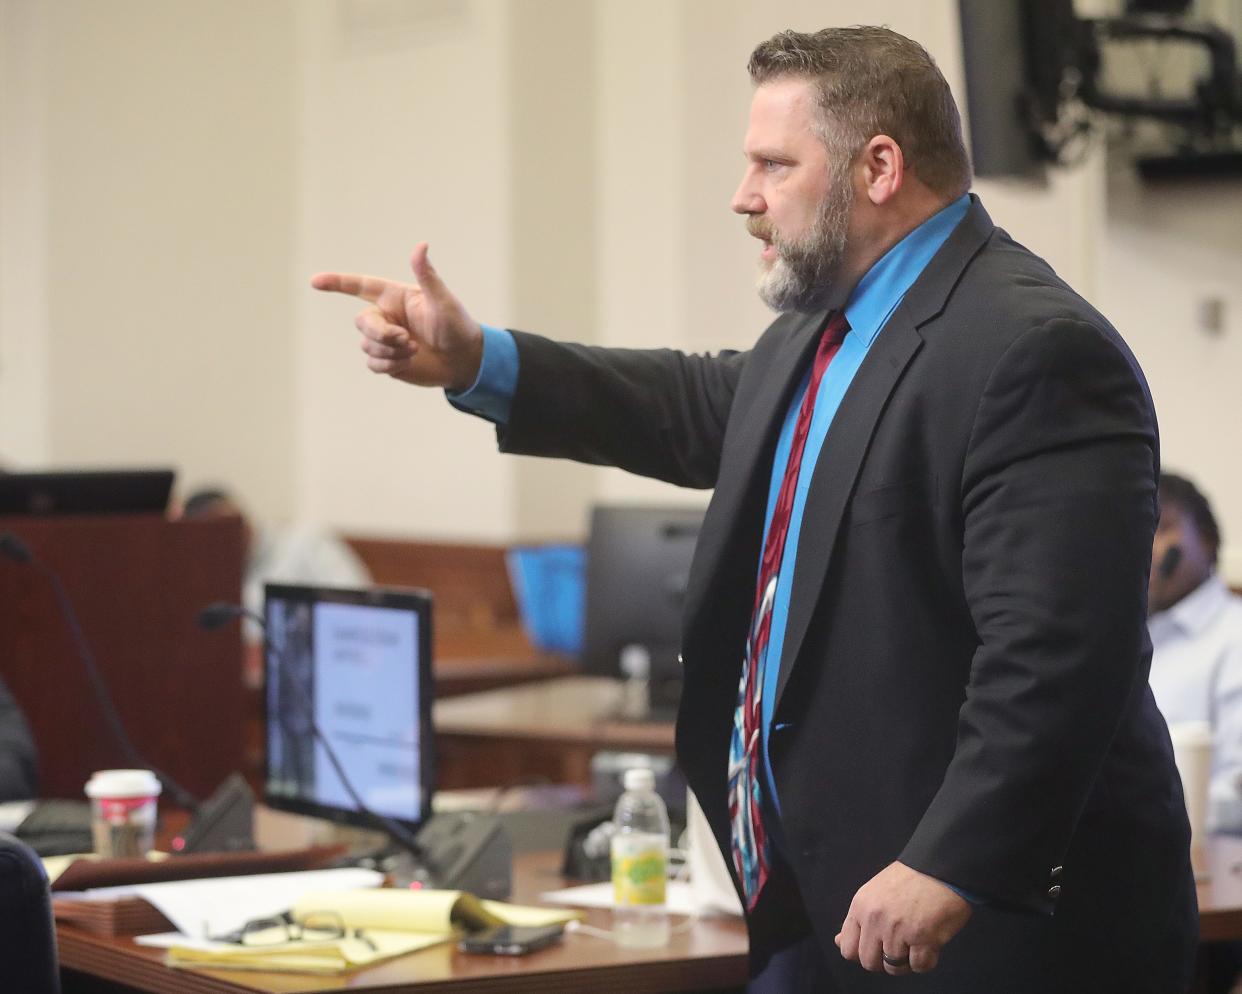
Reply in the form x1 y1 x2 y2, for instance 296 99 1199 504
57 850 749 994
433 677 676 789
56 830 1242 993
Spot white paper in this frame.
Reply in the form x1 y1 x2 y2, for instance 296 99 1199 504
85 867 384 938
135 932 230 951
539 880 699 916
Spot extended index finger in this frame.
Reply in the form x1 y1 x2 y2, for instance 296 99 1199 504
310 271 400 305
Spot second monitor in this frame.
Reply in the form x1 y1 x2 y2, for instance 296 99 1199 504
582 504 705 717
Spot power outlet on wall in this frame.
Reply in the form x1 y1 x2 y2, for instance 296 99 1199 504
1198 296 1227 336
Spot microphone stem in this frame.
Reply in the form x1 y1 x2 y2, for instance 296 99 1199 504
33 559 201 814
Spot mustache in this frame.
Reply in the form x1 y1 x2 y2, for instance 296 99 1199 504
746 217 776 242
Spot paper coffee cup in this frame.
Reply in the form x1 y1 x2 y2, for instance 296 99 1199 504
1168 721 1213 852
85 769 161 859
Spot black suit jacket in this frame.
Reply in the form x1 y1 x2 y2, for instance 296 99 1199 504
498 197 1195 990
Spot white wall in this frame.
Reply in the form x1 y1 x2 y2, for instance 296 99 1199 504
1 0 300 521
0 0 50 465
3 0 1240 568
293 0 515 540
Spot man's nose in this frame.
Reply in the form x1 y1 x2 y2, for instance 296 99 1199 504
731 172 764 215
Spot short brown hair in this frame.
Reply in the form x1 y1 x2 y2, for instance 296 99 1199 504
748 26 971 198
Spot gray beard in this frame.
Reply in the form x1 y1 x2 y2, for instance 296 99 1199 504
756 176 853 313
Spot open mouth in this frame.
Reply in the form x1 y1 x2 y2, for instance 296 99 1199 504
746 219 778 262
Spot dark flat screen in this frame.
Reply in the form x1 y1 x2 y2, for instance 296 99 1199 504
0 469 174 516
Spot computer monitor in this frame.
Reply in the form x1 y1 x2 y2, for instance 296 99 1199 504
262 583 434 830
582 504 704 690
0 468 175 516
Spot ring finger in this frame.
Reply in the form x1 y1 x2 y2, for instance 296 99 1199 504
882 945 912 975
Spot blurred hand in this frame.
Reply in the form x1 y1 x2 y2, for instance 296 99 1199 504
834 861 972 976
311 243 484 391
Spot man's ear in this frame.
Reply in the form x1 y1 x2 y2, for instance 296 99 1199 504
860 134 904 206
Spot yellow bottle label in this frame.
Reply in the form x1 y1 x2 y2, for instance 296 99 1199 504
612 849 667 906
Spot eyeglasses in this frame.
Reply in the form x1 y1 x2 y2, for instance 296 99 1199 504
209 910 377 951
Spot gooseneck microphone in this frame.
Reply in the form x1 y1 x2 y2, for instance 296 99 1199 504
198 601 425 858
0 531 200 813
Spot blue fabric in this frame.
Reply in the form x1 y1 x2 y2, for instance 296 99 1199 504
446 324 519 422
757 194 971 816
505 544 586 654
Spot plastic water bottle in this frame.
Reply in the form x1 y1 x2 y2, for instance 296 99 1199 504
618 644 651 720
611 767 671 947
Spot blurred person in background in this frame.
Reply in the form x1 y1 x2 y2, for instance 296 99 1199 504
1149 471 1242 832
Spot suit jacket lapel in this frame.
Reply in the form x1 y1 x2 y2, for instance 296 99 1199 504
771 196 997 713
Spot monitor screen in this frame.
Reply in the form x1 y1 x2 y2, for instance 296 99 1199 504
0 468 174 516
582 504 704 680
262 583 434 829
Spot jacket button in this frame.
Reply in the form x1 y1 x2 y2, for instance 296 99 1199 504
1048 884 1062 899
1050 865 1063 879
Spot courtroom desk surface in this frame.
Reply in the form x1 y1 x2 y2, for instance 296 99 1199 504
57 849 750 994
432 650 577 699
432 675 676 750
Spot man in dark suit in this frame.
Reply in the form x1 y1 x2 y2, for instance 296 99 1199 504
313 25 1196 993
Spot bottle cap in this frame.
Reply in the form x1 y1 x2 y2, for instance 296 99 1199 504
85 769 162 800
619 644 651 678
623 767 655 792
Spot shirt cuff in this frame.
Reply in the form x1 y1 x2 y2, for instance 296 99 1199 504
940 879 987 907
445 324 518 425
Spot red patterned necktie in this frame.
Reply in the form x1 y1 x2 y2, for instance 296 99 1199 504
728 310 850 910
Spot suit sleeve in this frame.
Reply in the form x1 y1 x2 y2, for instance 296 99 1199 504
497 330 748 490
899 317 1159 912
0 676 38 802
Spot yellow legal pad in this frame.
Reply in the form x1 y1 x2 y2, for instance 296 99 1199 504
164 888 580 974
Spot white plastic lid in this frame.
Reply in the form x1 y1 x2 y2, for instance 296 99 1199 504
84 769 162 800
1168 720 1213 749
623 767 655 792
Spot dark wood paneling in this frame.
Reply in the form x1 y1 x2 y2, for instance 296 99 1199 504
0 515 245 800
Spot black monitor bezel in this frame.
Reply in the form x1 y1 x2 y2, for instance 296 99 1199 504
0 468 174 516
261 582 435 832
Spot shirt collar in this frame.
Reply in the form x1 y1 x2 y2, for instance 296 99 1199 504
1156 573 1231 636
842 193 970 347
